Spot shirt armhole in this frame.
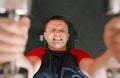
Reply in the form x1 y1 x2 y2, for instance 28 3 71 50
71 49 92 64
26 48 46 60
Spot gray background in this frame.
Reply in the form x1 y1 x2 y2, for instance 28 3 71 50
25 0 113 58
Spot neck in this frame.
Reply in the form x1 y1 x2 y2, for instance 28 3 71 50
48 47 67 51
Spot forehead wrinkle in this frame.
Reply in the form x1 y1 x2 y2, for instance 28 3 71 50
46 20 68 31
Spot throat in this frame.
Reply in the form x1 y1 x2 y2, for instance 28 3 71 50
48 49 69 60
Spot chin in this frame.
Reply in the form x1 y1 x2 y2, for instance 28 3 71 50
54 47 63 50
52 45 65 50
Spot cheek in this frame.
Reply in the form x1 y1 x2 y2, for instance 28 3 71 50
44 33 52 41
63 34 69 41
46 35 52 41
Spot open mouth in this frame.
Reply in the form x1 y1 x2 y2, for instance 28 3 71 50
53 38 62 41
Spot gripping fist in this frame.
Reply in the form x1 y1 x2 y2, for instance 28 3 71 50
0 17 34 78
104 16 120 62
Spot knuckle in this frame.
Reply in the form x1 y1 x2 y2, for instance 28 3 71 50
10 45 25 53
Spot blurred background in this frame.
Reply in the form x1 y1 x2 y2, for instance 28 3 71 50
24 0 116 58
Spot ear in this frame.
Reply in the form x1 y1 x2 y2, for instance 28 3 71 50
43 32 47 40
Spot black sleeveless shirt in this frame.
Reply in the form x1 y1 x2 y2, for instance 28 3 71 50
33 49 89 78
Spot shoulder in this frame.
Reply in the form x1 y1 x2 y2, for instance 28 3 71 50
29 48 46 52
71 48 90 56
26 47 47 57
70 48 92 62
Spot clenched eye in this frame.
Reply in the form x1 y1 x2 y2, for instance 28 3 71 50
60 29 65 32
51 29 56 32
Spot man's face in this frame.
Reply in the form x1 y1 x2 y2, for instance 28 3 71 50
44 20 69 50
104 17 120 61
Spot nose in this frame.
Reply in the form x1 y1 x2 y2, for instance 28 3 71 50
54 30 61 36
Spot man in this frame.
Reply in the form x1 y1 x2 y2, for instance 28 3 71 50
0 15 120 78
26 15 91 78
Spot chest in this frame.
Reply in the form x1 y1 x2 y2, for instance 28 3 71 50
33 51 88 78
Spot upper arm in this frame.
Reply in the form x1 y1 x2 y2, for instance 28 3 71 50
26 48 46 73
27 56 41 74
71 49 93 76
79 58 94 77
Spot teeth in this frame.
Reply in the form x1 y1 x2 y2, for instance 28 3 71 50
53 38 62 41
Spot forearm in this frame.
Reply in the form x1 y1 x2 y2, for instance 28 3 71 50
88 50 112 77
80 49 112 77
